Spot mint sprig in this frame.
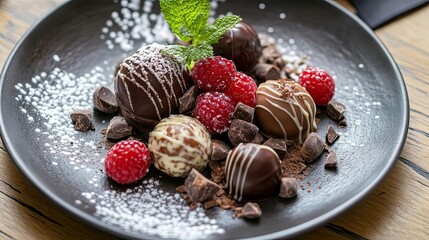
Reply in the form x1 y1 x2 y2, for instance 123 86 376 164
160 0 242 69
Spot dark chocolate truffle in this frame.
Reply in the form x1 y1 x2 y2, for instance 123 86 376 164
213 22 262 73
115 43 191 131
255 80 317 144
225 143 282 201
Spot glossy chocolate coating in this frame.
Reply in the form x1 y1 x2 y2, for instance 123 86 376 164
255 80 317 144
115 43 191 131
225 143 282 201
213 22 262 73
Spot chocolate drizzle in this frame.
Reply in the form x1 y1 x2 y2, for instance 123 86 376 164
115 43 191 130
255 80 317 144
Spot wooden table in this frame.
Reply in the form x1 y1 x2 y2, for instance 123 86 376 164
0 1 428 239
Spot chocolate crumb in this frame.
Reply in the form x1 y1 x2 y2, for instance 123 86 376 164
93 86 118 113
327 100 346 121
263 138 287 159
235 202 262 219
279 177 298 198
70 109 94 132
203 199 218 209
338 117 348 127
281 144 307 178
301 133 324 162
106 116 133 140
179 86 201 113
228 119 259 146
184 169 221 203
232 102 255 123
324 150 338 169
326 125 339 144
176 185 186 193
210 140 230 161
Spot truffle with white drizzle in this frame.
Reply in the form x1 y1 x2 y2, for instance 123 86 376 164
255 79 317 144
225 143 282 201
148 115 212 178
115 43 191 131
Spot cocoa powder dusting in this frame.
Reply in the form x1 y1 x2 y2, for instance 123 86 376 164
281 143 307 178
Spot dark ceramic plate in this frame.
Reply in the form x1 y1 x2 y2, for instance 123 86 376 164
0 0 408 239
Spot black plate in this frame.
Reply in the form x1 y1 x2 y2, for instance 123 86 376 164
0 0 409 239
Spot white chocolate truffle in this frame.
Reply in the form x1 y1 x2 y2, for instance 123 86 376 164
148 115 212 177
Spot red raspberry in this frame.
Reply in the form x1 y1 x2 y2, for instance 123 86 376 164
105 140 151 184
298 67 335 106
191 56 236 92
193 92 235 134
223 72 257 107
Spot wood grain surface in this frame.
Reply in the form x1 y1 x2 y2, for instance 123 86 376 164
0 0 428 239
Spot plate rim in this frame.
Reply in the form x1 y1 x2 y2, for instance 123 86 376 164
0 1 410 239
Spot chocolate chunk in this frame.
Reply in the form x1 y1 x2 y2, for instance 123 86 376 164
210 139 231 161
251 133 265 144
70 109 94 132
106 116 133 140
273 57 286 69
326 125 340 144
203 199 218 209
263 138 287 159
93 86 118 113
258 33 276 48
228 119 259 146
339 117 348 127
324 150 338 169
301 133 324 162
253 63 281 81
179 86 201 113
232 102 255 123
327 100 346 121
184 169 221 203
235 202 262 219
176 185 186 193
261 45 282 63
279 177 298 198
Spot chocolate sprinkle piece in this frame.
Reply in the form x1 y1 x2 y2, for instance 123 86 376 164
184 169 221 203
279 177 299 198
106 116 133 140
70 109 94 132
235 202 262 219
179 86 200 113
326 125 340 144
301 132 324 162
210 139 231 161
228 119 259 146
232 102 255 123
93 86 118 113
327 100 346 121
324 150 338 169
263 138 287 159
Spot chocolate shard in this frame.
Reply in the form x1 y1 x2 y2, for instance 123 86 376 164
251 133 265 144
184 169 221 203
324 150 338 169
273 57 286 69
70 109 94 132
301 132 324 162
327 100 346 121
210 139 231 161
326 125 340 144
263 138 287 159
232 102 255 123
228 119 259 146
279 177 299 198
338 117 348 127
93 86 118 113
253 63 281 81
235 202 262 219
261 45 282 63
106 116 133 140
179 86 201 113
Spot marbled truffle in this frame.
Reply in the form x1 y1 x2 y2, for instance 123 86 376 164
148 115 212 177
225 143 282 201
115 43 191 131
213 22 262 74
255 80 317 144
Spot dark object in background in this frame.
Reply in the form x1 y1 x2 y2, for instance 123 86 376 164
351 0 429 28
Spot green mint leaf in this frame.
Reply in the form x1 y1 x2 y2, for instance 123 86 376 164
183 43 213 69
205 15 242 44
160 0 210 40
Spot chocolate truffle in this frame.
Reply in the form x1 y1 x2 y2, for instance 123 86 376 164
255 80 317 144
225 143 282 201
148 115 212 177
213 22 262 73
115 43 191 131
